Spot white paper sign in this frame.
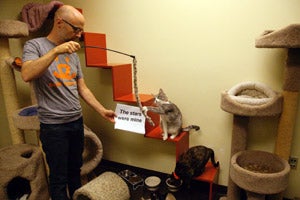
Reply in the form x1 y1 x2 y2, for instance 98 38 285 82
114 103 146 134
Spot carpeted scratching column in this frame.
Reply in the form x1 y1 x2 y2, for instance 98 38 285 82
255 24 300 161
220 81 283 200
0 20 28 144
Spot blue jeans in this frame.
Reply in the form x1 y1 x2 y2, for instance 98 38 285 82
40 117 84 200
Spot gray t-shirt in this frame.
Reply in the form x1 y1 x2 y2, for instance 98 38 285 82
22 37 83 124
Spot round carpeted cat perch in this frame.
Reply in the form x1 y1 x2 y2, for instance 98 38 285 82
0 19 28 144
73 171 130 200
0 144 49 200
81 125 103 176
12 105 40 131
230 150 290 200
220 81 285 200
255 24 300 161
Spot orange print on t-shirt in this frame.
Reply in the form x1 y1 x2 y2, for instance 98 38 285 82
49 56 77 88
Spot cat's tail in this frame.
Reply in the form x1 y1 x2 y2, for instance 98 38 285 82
209 149 220 168
182 125 200 132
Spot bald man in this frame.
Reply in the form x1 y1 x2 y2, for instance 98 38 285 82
22 5 116 200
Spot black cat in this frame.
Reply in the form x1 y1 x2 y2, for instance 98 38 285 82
171 145 219 187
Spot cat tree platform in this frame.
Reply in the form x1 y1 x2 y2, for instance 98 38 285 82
12 105 39 131
221 81 282 117
230 150 290 200
0 144 49 200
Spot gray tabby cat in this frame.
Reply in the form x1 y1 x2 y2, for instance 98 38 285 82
143 88 200 140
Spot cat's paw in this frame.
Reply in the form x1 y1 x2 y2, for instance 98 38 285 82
170 134 177 139
142 106 148 112
162 133 168 140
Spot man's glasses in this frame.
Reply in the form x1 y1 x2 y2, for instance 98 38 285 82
62 19 83 34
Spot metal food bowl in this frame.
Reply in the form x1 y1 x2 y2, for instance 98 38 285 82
144 176 161 191
166 177 183 192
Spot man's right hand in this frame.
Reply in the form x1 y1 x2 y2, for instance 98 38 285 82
56 41 81 54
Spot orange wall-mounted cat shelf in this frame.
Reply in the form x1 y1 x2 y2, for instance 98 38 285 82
83 31 189 157
83 32 219 200
83 32 153 103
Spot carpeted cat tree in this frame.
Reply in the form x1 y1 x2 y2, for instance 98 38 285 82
11 105 104 178
220 81 290 200
0 144 49 200
0 17 103 199
255 24 300 161
0 19 28 144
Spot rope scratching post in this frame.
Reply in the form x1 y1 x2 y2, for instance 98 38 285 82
0 20 28 144
220 81 283 200
73 171 130 200
255 24 300 161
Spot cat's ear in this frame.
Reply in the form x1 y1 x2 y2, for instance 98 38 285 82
159 88 166 96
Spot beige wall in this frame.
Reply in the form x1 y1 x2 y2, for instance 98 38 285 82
1 0 300 198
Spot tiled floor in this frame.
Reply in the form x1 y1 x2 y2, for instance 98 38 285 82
93 159 227 200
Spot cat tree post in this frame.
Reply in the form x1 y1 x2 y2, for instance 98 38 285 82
220 81 283 200
255 24 300 161
0 20 28 144
226 115 249 200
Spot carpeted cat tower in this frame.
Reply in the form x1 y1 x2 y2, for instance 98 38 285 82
0 19 28 144
11 104 104 179
0 144 49 200
220 81 290 200
0 18 104 199
255 24 300 161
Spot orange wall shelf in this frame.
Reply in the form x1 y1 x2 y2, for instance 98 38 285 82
83 32 219 199
83 31 190 158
